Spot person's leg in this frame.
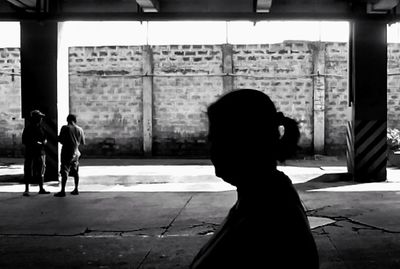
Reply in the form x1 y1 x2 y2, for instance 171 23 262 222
54 175 67 197
71 174 79 195
61 174 67 193
70 158 79 195
54 161 69 197
38 155 49 194
23 154 32 196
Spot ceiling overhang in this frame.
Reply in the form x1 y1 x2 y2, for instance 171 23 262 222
136 0 159 12
1 0 400 22
256 0 273 13
367 0 400 13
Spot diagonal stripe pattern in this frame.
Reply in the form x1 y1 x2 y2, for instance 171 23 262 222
350 120 387 182
346 121 354 174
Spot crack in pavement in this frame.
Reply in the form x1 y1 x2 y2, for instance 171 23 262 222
0 221 220 238
137 248 152 269
306 205 332 214
310 214 400 234
187 222 219 229
7 213 395 240
0 196 206 239
138 195 194 268
0 226 164 238
160 195 193 236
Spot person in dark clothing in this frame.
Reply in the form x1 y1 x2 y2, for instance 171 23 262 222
54 114 85 197
21 110 50 196
190 89 319 269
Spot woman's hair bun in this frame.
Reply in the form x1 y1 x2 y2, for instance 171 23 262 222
276 113 301 162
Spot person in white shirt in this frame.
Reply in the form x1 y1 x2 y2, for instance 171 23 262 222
54 114 85 197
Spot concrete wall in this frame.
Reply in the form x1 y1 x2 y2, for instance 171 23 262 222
1 41 399 157
324 42 349 154
152 45 224 156
388 43 400 130
0 48 23 157
232 42 315 150
68 42 348 156
68 46 144 155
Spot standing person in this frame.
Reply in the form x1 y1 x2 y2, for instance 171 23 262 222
21 110 50 196
54 114 85 197
190 89 319 269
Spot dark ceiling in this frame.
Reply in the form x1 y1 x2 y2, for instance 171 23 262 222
1 0 400 21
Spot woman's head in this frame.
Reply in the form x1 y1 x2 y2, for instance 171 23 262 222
207 89 299 185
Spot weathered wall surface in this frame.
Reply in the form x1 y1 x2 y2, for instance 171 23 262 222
232 42 314 149
2 42 400 157
388 43 400 130
68 46 144 155
68 42 348 156
0 48 23 157
152 45 223 156
324 42 349 154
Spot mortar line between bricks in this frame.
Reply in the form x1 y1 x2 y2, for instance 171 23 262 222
161 195 194 236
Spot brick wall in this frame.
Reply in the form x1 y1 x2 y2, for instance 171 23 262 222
388 43 400 129
152 45 224 155
69 46 144 156
68 42 326 156
233 42 314 149
0 48 23 157
3 42 400 157
324 42 348 154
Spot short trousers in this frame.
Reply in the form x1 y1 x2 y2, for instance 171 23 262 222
24 154 46 182
60 155 80 178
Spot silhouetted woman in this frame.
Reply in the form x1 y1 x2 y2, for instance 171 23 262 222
190 89 319 269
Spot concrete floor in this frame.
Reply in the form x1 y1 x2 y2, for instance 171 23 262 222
1 156 400 268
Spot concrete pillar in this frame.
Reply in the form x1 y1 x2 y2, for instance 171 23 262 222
142 45 153 156
222 44 233 92
311 42 326 155
20 21 58 181
347 20 387 182
57 23 70 155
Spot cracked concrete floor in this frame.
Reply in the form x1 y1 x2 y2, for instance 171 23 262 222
1 158 400 268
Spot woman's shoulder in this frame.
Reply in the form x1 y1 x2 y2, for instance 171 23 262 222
272 169 293 185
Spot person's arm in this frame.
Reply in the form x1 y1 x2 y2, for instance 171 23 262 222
21 127 27 145
22 126 34 146
81 128 86 145
40 127 47 145
58 126 65 145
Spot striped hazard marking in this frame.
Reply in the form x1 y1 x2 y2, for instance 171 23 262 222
346 121 354 174
353 120 387 179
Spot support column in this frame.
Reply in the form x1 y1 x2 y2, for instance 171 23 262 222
312 42 326 155
222 44 233 92
21 21 58 181
142 45 153 156
347 20 387 182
